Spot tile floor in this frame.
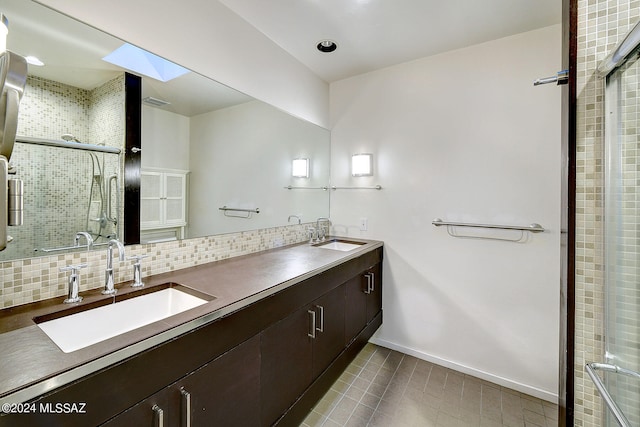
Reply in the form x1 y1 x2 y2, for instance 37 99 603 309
302 344 558 427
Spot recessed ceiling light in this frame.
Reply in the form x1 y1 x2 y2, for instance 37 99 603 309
25 56 44 66
317 40 337 53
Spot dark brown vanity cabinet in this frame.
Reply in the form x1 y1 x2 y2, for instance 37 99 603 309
345 263 382 345
104 334 261 427
261 283 345 426
1 246 383 427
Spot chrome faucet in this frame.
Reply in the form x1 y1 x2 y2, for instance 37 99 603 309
307 226 317 244
74 231 93 250
316 217 331 241
128 255 148 288
103 239 125 295
288 214 302 225
61 263 88 303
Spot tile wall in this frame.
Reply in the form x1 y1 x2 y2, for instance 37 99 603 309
4 74 124 260
575 1 640 426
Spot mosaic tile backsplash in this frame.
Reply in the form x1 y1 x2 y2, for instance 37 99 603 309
0 223 311 309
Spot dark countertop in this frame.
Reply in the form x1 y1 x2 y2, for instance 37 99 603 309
0 237 383 404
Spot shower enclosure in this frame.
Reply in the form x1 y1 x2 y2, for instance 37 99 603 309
587 21 640 427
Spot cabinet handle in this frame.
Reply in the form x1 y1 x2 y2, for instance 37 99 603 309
369 272 375 292
308 309 316 338
364 273 372 294
315 305 324 332
152 404 164 427
181 387 191 427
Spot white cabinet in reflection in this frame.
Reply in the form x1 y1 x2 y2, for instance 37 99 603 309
141 168 189 240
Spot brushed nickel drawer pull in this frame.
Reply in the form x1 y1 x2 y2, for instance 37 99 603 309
152 404 164 427
316 305 324 332
308 310 316 338
364 273 372 294
180 387 192 427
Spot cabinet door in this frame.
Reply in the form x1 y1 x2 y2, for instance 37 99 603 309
102 387 171 427
261 305 314 426
345 274 368 345
176 335 260 427
140 171 164 228
365 264 382 324
312 283 345 379
163 173 186 226
345 263 383 344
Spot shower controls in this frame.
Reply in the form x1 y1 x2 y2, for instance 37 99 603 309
7 178 23 226
61 263 88 304
128 254 148 288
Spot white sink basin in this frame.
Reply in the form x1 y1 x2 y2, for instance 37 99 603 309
315 240 365 251
37 288 209 353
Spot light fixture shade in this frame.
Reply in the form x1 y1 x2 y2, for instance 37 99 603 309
352 153 373 176
292 158 309 178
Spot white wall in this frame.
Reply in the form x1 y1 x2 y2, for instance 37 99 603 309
141 106 190 171
329 25 562 401
188 100 330 237
37 0 329 128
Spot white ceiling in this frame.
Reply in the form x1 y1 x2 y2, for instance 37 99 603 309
219 0 562 83
4 0 562 116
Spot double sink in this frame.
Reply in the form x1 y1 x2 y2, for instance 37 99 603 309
34 238 366 353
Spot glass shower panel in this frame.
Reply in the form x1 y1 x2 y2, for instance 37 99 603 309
604 50 640 427
1 141 122 260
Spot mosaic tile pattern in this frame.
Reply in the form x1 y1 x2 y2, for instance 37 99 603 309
303 344 558 427
575 1 640 426
3 75 125 261
0 223 310 308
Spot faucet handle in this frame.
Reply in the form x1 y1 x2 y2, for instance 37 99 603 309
60 263 88 273
127 254 149 262
128 255 148 288
61 263 88 304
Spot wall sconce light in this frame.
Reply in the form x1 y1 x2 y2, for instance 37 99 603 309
352 153 373 176
292 158 309 178
0 14 8 54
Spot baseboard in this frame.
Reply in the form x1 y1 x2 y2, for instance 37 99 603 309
369 337 558 404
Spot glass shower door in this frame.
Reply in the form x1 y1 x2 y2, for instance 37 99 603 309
600 47 640 427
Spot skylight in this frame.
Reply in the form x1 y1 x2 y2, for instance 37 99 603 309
102 44 190 82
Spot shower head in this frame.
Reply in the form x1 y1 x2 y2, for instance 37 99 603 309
61 133 79 142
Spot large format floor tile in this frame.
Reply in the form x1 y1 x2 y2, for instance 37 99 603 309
302 344 558 427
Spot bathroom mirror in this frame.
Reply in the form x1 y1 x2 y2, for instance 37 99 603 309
0 0 330 261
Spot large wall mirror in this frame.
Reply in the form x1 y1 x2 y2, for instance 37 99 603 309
0 0 330 262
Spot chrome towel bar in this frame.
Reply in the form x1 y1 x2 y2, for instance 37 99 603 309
284 185 382 190
585 363 638 427
432 218 545 233
284 186 328 190
329 185 382 190
219 206 259 218
432 218 545 242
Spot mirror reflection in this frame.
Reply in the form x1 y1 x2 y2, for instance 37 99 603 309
0 0 330 261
